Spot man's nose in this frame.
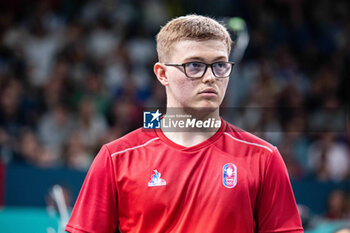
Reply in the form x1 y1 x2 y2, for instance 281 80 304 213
201 67 216 83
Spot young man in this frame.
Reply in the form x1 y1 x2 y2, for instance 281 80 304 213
66 15 303 233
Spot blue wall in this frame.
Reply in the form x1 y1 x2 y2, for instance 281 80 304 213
5 164 86 207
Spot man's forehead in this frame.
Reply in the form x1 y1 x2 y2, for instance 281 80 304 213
169 39 229 61
172 39 227 48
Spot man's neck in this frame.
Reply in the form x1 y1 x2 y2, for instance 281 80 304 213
161 108 221 147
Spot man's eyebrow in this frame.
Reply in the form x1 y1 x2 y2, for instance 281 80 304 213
183 56 227 62
212 56 228 61
183 57 206 62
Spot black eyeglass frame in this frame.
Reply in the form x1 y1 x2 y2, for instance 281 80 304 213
164 61 235 79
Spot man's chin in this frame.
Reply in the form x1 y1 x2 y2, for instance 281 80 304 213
195 100 221 110
185 104 220 114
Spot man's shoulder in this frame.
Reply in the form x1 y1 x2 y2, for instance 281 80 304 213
104 128 160 156
223 121 275 154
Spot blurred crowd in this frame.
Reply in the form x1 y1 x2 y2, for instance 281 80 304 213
0 0 349 222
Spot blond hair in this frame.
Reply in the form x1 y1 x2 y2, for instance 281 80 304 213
156 15 232 62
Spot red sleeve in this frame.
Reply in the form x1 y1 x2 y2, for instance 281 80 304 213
255 147 304 233
66 145 118 233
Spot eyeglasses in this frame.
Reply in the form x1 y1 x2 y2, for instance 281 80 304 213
164 61 234 79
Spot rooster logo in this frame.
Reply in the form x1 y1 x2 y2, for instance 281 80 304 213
148 170 167 187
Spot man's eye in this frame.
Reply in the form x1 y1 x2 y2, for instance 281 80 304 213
186 62 203 68
214 62 226 68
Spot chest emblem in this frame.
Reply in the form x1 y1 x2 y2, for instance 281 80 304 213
148 170 167 187
223 163 237 188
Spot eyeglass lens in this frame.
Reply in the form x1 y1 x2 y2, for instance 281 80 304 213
184 62 231 78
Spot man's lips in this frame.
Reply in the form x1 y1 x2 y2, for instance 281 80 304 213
199 88 218 95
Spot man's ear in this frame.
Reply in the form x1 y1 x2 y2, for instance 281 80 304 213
154 62 169 86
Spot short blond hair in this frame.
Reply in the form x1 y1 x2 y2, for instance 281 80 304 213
156 15 232 62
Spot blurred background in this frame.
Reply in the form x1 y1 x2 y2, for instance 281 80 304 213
0 0 349 232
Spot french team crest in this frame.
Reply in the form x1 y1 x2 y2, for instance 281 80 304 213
223 163 237 188
148 170 166 187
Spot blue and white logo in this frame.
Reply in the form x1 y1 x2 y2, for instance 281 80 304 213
143 109 162 129
148 169 166 187
223 163 237 188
